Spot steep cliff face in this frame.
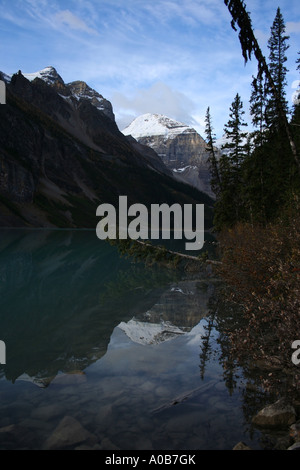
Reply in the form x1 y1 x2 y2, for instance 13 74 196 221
0 69 213 228
66 80 115 122
122 114 215 198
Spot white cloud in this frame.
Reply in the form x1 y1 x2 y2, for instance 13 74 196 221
0 0 298 139
54 10 98 35
143 0 227 28
286 21 300 34
112 81 198 131
253 29 270 48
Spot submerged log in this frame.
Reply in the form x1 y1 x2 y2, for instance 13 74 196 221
151 381 218 414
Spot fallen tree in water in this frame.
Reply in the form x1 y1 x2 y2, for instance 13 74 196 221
109 237 218 272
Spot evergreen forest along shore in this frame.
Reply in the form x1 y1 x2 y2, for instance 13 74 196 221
204 2 300 401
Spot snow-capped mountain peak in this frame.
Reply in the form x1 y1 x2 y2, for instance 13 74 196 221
121 112 215 198
122 113 195 140
22 66 65 85
1 66 64 85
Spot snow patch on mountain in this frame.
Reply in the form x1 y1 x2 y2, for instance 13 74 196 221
173 165 198 173
122 113 195 140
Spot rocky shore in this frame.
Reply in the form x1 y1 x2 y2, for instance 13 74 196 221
234 398 300 450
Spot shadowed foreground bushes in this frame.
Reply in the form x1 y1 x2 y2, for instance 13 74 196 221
217 207 300 396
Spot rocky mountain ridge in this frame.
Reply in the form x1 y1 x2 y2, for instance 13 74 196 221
3 66 115 122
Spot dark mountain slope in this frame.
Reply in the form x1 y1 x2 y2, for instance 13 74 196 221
0 70 213 229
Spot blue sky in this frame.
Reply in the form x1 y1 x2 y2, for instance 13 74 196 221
0 0 299 138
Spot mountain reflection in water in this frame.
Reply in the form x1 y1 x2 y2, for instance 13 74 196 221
0 229 188 384
0 230 268 450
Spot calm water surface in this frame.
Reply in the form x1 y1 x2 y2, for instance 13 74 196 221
0 230 269 450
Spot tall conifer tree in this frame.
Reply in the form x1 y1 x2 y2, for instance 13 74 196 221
265 7 290 130
214 94 248 228
204 107 221 197
250 73 268 146
222 93 248 167
291 53 300 172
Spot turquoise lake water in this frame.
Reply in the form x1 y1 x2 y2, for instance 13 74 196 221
0 229 270 450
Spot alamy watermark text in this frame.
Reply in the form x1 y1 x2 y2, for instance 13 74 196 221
0 340 6 365
292 340 300 366
0 80 6 105
96 196 205 251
